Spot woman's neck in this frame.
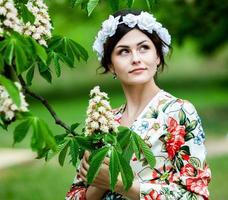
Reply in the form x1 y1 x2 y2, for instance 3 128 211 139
121 80 160 122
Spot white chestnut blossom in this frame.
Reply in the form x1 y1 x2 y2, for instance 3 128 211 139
0 0 23 36
0 82 29 121
93 11 171 61
85 86 118 135
0 0 52 46
23 0 52 46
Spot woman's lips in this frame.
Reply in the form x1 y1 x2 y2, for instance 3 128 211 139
129 68 147 73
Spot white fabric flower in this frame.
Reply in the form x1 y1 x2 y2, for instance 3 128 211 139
93 11 171 61
122 14 138 28
137 11 156 33
102 15 120 37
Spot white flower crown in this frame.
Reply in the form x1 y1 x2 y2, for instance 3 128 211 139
92 11 171 61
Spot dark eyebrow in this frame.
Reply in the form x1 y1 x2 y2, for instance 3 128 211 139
115 40 148 49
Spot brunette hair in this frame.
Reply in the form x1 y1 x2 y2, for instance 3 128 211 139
98 9 171 74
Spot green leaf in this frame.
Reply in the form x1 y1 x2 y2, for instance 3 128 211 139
87 0 99 16
176 157 184 171
104 133 117 145
39 69 52 83
4 42 14 65
179 109 186 125
180 145 190 155
134 132 155 168
31 118 43 151
70 122 80 131
131 132 141 160
58 140 70 166
31 39 47 64
48 36 63 50
87 147 109 184
55 133 68 144
15 45 28 74
39 120 57 151
26 65 35 86
0 40 7 51
0 76 21 107
0 53 4 73
189 157 201 168
53 53 61 77
186 120 198 132
31 118 56 151
122 141 134 163
70 0 77 7
145 0 155 11
70 40 88 61
70 138 79 166
38 60 48 72
117 151 134 191
76 136 94 150
64 38 75 62
45 141 66 161
18 3 35 23
109 147 119 191
127 0 134 7
58 53 74 68
13 118 32 144
184 132 195 141
117 126 131 148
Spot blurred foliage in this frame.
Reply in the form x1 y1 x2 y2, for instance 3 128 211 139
157 0 228 54
49 0 228 55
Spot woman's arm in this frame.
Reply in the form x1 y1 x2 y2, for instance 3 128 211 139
86 186 107 200
115 179 140 200
133 100 211 200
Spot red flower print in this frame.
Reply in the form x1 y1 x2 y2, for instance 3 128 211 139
180 163 196 177
144 190 161 200
165 117 186 159
181 154 190 161
66 185 86 200
184 165 211 199
114 116 121 124
150 165 175 184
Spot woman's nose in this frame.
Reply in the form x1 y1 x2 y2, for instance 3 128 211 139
131 51 141 65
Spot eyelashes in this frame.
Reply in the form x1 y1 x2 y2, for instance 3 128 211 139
117 45 150 55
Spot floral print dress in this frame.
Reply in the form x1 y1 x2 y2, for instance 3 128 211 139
65 90 211 200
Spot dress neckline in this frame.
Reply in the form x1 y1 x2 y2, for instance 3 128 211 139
118 89 163 128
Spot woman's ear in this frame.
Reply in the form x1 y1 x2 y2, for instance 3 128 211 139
156 56 161 66
108 64 115 74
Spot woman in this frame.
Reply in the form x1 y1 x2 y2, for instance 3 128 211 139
66 10 211 200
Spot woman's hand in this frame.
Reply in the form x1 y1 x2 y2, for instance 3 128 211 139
79 150 113 190
79 150 108 200
79 150 140 200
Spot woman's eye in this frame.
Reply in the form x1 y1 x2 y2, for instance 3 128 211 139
118 49 129 55
139 45 149 51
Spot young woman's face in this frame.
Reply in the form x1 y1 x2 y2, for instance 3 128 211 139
109 29 160 86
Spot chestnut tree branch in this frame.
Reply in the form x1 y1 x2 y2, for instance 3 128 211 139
18 75 76 136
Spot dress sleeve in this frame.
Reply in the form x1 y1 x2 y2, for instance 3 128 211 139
139 100 211 200
65 164 87 200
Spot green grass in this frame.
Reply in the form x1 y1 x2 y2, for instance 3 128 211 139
208 155 228 199
0 154 227 200
0 159 75 200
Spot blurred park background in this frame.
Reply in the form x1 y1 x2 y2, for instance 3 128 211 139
0 0 228 199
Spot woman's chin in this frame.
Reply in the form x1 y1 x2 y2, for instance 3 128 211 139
123 77 153 86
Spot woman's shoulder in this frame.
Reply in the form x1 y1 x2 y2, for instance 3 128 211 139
159 90 198 116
